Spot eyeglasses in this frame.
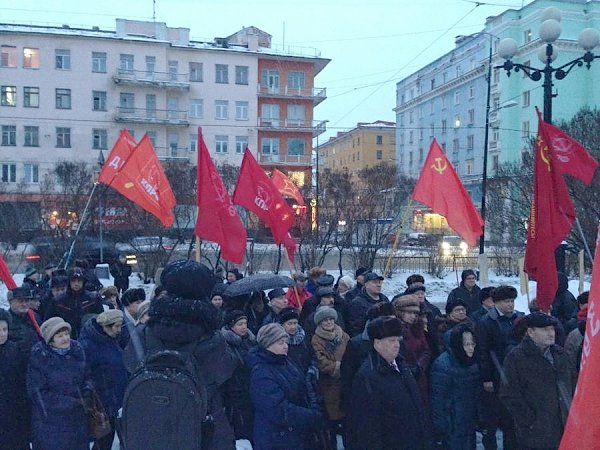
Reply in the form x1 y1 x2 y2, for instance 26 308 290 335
452 307 467 313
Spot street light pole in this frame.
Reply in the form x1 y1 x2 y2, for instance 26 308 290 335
479 34 493 256
98 149 105 264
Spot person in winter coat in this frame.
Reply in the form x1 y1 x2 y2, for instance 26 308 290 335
109 254 132 294
347 272 389 337
500 312 575 449
123 260 237 450
447 269 481 317
430 324 480 450
211 283 226 326
563 291 588 335
221 310 257 442
278 307 316 376
79 310 127 450
286 272 311 310
27 317 92 450
7 286 42 353
0 308 30 450
435 298 475 354
304 287 346 338
551 272 578 325
311 306 350 448
261 288 290 326
346 316 428 450
74 258 104 293
306 266 327 296
405 283 442 358
393 294 431 407
344 267 368 302
248 323 323 450
45 268 103 338
336 275 355 299
470 287 496 322
564 304 587 375
245 291 269 335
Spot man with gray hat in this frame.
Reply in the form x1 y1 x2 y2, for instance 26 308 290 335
347 272 389 337
500 312 575 450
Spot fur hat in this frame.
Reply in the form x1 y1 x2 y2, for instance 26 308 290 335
223 310 247 327
40 317 71 344
160 259 215 301
317 274 335 287
149 292 221 332
367 316 403 340
278 307 300 325
96 309 124 326
257 323 288 349
121 288 145 306
405 283 426 295
479 286 495 303
366 301 395 321
314 305 338 325
393 295 421 313
445 298 467 315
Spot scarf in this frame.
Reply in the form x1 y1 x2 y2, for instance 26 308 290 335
287 326 306 345
315 324 343 352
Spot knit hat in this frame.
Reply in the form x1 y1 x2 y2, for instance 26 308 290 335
96 309 124 326
445 298 467 315
525 312 556 328
338 275 355 291
268 288 286 301
223 310 247 327
461 269 477 282
160 259 215 301
314 305 338 325
257 323 288 349
24 267 37 278
40 317 71 344
317 274 335 286
393 295 421 313
278 307 300 325
367 316 403 340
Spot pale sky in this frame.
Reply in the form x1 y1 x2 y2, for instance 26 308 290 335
0 0 531 141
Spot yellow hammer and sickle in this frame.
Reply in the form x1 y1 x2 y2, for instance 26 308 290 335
431 157 447 174
540 141 551 172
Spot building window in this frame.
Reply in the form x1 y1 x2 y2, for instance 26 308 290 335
119 93 135 113
189 62 203 82
235 65 249 85
430 78 435 90
147 131 157 147
189 99 204 118
92 52 107 73
456 65 463 77
1 164 16 183
93 129 108 149
430 124 434 137
522 90 530 107
469 84 475 99
441 119 447 134
1 86 16 106
1 46 17 68
262 137 280 155
236 136 248 154
215 135 228 153
262 104 279 123
146 94 156 117
1 125 16 146
55 88 71 109
262 69 280 93
24 164 39 184
468 109 475 125
215 100 229 119
419 148 424 163
409 111 414 124
376 149 383 160
523 29 532 44
454 91 460 105
467 135 474 151
56 127 71 148
119 54 134 73
168 61 178 81
409 151 413 167
453 138 459 152
419 129 424 141
288 71 305 90
466 160 473 175
376 135 383 145
23 48 40 69
93 91 107 111
522 121 530 139
441 95 447 109
288 138 305 156
24 87 39 108
492 154 499 173
235 101 249 120
24 126 39 147
287 104 305 123
168 133 179 156
409 131 414 144
55 49 71 70
493 69 500 84
215 64 229 84
189 133 197 152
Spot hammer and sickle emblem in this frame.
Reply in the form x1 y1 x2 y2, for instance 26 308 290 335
431 157 447 174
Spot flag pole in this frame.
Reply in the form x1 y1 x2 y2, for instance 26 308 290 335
578 250 585 294
62 182 99 269
383 198 413 278
575 217 594 263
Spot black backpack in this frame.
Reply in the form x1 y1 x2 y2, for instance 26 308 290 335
120 342 213 450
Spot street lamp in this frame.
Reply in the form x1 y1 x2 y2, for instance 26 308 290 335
97 149 105 263
496 6 600 123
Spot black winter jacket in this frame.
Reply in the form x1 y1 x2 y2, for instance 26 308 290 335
447 283 481 317
347 292 389 337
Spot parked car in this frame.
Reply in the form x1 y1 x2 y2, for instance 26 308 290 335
439 235 469 256
24 236 119 268
129 236 179 253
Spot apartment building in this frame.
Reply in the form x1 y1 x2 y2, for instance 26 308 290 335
0 19 329 230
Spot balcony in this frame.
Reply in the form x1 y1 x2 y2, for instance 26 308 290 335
257 85 326 105
114 107 189 126
258 153 312 167
113 70 190 90
155 146 192 162
258 118 327 137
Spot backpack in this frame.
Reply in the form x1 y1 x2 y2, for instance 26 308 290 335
120 338 213 450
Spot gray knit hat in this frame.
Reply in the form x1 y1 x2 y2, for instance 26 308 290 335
40 317 71 344
257 323 288 350
314 305 338 326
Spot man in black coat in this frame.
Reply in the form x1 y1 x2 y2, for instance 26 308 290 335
7 287 41 353
344 267 368 302
347 272 389 337
447 269 481 317
475 285 523 450
110 254 133 294
500 312 575 449
551 272 578 325
346 316 428 449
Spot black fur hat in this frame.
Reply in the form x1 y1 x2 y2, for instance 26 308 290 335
148 292 221 331
160 259 215 301
367 316 403 340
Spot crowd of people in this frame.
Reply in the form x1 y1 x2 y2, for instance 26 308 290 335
0 259 586 450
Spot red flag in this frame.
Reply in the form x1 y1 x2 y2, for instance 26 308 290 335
194 128 247 264
524 112 598 312
412 139 483 247
272 169 305 206
99 134 176 227
97 129 137 186
560 225 600 449
233 149 295 243
0 254 17 289
282 232 297 264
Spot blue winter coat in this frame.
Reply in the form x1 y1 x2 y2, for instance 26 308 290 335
78 318 128 417
247 347 322 449
430 326 479 450
26 340 91 450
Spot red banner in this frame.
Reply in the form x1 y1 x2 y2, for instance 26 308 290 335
0 254 16 289
272 169 305 206
412 139 483 246
194 128 247 264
